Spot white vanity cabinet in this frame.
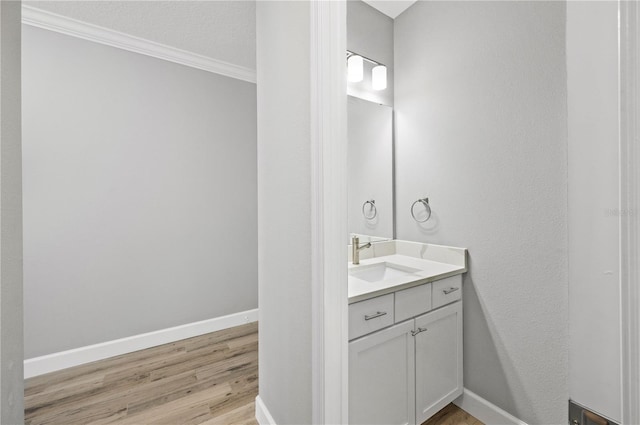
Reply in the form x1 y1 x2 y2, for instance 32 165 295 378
349 320 415 425
348 276 463 425
414 302 463 424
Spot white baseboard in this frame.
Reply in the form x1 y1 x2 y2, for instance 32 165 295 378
253 388 525 425
24 308 258 379
454 388 528 425
255 395 277 425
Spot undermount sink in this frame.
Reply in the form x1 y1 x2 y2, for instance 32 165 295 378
349 262 421 283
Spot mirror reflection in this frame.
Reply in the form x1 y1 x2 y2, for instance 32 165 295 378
348 96 393 243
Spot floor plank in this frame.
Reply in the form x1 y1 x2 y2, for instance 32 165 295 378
422 403 485 425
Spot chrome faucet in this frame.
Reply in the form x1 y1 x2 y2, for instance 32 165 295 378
351 236 372 265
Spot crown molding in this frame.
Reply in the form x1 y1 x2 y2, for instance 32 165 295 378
21 5 257 84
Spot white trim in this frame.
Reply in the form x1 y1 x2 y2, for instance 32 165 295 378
309 2 348 424
21 5 256 84
24 308 258 379
619 1 640 423
1 2 25 422
255 395 277 425
454 388 528 425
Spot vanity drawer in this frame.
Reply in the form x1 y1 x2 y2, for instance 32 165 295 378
349 294 394 340
432 275 462 309
395 283 432 323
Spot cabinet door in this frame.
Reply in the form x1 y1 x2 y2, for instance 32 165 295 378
349 320 416 425
414 302 463 424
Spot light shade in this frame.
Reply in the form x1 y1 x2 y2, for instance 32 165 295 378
372 65 387 90
348 55 364 82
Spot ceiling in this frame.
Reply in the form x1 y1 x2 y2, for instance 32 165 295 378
25 1 256 70
362 0 418 19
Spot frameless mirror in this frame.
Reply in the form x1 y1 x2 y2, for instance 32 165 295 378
348 96 393 243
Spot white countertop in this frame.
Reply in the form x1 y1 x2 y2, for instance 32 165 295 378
348 241 467 304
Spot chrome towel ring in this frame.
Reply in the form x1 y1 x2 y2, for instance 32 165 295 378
411 198 431 223
362 199 377 220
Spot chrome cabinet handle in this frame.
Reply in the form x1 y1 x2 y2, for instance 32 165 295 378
443 287 459 295
411 327 428 336
364 311 387 321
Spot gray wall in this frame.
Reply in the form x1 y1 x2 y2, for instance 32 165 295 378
256 2 312 424
22 25 257 359
0 1 24 423
347 0 394 106
394 2 568 424
567 2 621 422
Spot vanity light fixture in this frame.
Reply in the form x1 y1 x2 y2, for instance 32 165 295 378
347 54 364 82
372 65 387 90
347 50 387 90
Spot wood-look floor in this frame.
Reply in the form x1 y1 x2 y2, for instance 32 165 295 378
25 322 259 425
25 321 480 425
423 403 484 425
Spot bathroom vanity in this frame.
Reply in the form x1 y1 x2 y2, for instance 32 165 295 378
347 240 467 425
347 91 467 425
